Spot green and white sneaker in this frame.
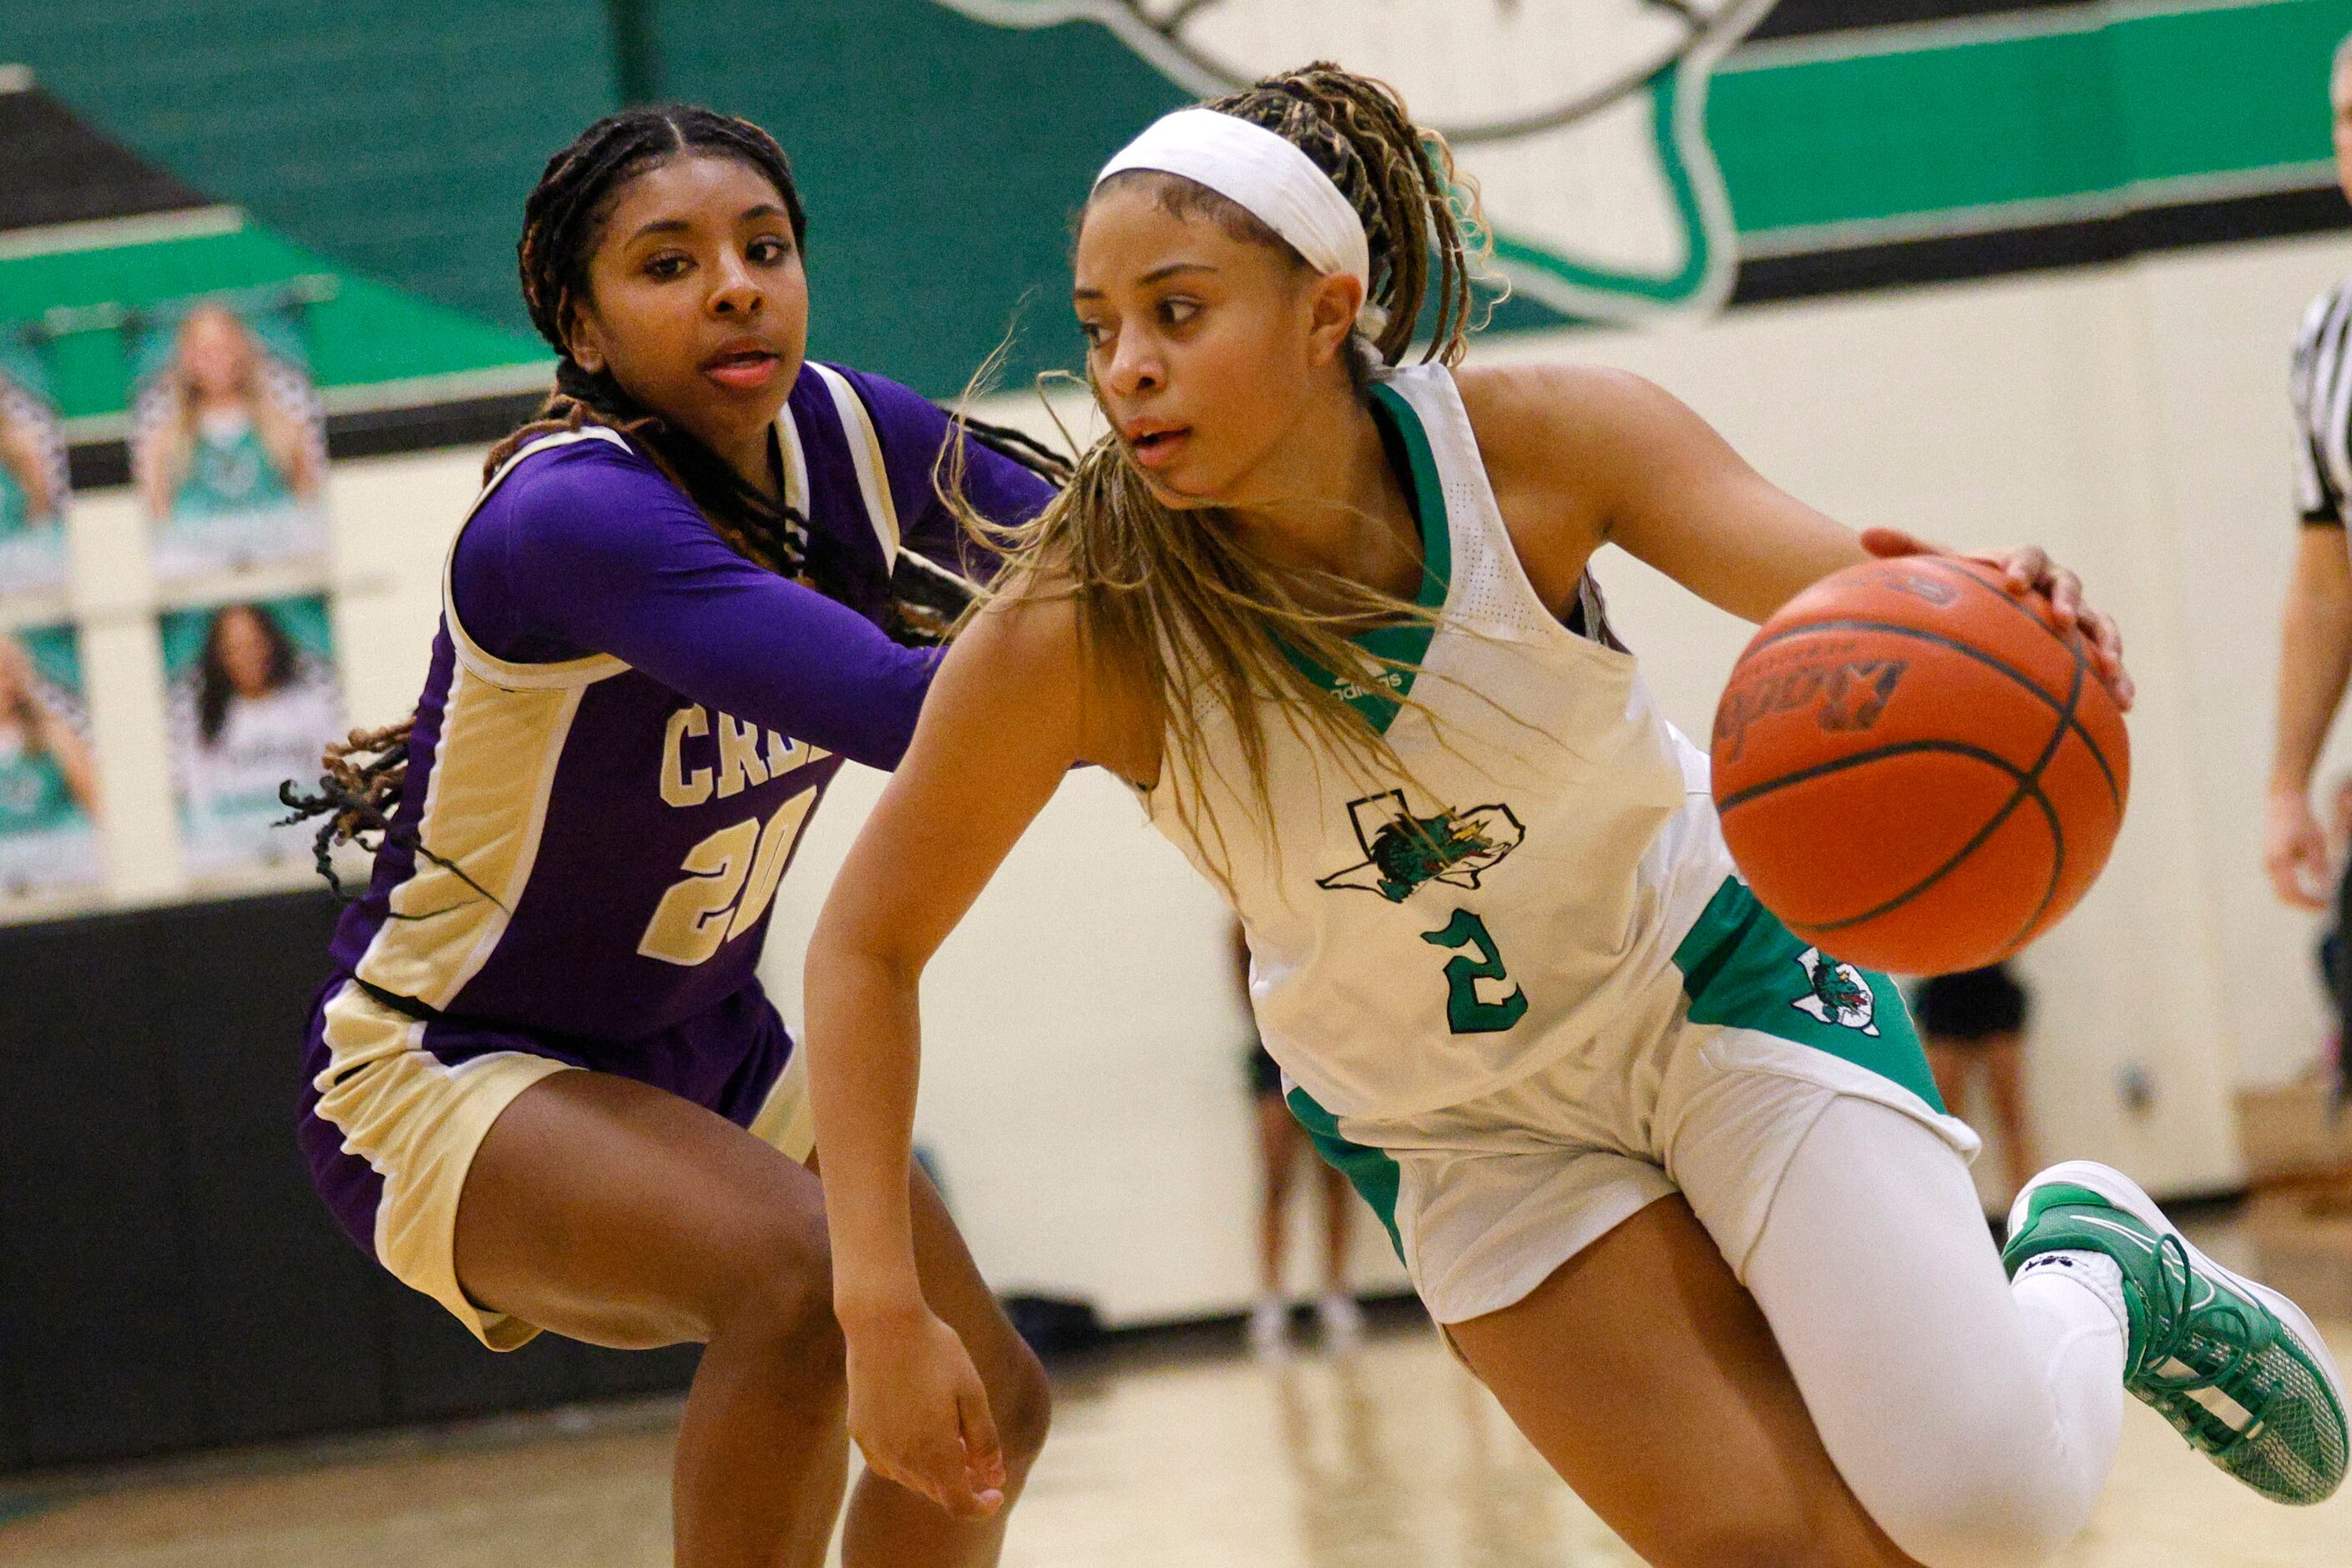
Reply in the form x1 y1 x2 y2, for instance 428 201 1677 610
2004 1161 2348 1505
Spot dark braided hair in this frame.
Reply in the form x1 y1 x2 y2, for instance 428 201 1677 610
283 105 823 898
492 104 816 574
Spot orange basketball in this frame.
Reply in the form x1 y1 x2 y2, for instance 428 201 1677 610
1709 556 2129 974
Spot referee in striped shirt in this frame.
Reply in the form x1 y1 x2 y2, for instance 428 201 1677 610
2267 34 2352 913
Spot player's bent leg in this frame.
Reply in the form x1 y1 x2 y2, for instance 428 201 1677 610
455 1070 1046 1568
1736 1095 2122 1568
839 1169 1053 1567
1445 1193 1918 1568
453 1069 853 1568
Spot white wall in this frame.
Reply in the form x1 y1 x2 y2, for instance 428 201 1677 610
88 232 2347 1322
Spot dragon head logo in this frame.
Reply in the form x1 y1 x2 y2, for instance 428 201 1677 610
933 0 1778 321
1792 947 1879 1036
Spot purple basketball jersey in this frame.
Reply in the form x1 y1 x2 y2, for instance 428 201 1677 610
328 363 1051 1039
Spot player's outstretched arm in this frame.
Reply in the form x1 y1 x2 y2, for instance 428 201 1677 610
2269 525 2352 908
802 591 1092 1518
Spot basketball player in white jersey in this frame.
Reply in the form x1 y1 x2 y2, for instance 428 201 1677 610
807 63 2349 1566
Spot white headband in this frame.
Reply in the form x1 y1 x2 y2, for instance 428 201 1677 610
1096 108 1386 336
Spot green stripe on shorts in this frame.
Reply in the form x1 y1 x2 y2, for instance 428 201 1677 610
1285 1085 1407 1262
1670 878 1946 1113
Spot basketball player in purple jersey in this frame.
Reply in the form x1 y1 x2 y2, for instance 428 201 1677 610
287 109 1055 1568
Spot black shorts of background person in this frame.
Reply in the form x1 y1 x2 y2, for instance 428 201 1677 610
1915 963 2038 1201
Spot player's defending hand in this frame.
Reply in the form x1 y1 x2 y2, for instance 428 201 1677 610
845 1302 1007 1519
1861 527 2134 711
2264 787 2334 911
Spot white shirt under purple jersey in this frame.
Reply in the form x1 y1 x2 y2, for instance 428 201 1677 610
328 362 1051 1041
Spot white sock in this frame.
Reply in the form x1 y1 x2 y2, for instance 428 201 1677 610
2009 1249 2130 1511
2014 1250 2129 1339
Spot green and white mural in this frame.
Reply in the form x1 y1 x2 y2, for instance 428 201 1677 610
935 0 1779 320
3 0 2350 423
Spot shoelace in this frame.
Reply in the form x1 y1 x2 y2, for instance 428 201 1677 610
2137 1232 2259 1398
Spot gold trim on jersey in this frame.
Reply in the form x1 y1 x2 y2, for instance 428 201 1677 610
749 1037 817 1163
441 428 630 691
776 390 812 518
311 980 575 1350
804 362 903 564
353 670 583 1011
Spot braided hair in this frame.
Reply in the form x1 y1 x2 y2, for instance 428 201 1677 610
283 106 822 897
491 104 816 574
958 64 1499 895
1204 64 1485 369
1092 63 1487 378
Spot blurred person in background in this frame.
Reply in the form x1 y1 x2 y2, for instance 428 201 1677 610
177 602 341 869
2268 34 2352 913
0 633 99 894
2316 775 2352 1096
2267 33 2352 1101
1916 963 2038 1199
1233 919 1362 1357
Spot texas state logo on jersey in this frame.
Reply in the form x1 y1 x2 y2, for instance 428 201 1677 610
1317 788 1525 905
932 0 1778 321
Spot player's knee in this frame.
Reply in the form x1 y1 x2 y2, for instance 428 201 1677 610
986 1336 1054 1472
1859 1455 2081 1568
709 1222 842 1378
1875 1507 2071 1568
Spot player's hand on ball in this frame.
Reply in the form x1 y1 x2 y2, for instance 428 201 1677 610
845 1304 1007 1519
2263 787 2334 912
1859 527 2133 711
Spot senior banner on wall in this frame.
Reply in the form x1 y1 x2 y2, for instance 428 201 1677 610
0 344 70 607
128 302 329 592
160 593 344 884
0 621 102 906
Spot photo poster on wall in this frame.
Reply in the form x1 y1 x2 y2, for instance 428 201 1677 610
160 594 346 885
0 342 72 605
0 621 104 906
126 301 329 592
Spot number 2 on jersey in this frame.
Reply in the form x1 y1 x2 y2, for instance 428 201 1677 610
1421 908 1528 1034
638 788 820 967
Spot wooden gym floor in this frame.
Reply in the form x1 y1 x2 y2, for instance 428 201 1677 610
1 1216 2345 1566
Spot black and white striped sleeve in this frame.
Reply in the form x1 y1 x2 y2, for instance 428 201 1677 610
2293 281 2352 527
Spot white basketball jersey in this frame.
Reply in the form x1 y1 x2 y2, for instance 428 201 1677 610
1142 363 1732 1120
